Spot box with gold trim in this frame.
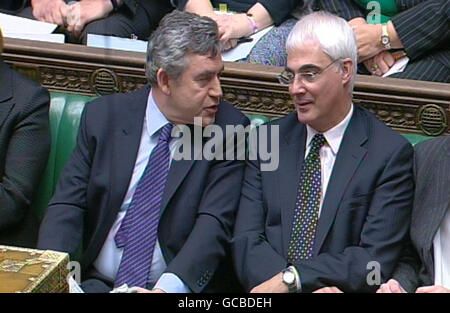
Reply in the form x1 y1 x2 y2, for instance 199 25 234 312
0 245 69 293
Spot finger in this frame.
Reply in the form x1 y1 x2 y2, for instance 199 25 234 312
377 283 391 293
229 39 237 49
52 9 64 25
60 4 69 24
382 51 395 68
376 58 390 74
331 287 343 293
416 286 434 293
388 280 405 293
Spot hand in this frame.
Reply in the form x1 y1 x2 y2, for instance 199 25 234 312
363 51 395 76
348 17 367 28
351 23 384 62
131 287 167 293
376 279 407 293
31 0 68 25
66 0 114 39
250 272 289 293
210 13 253 50
416 285 450 293
313 287 343 293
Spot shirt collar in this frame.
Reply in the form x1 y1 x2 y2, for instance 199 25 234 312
146 89 171 138
306 103 354 155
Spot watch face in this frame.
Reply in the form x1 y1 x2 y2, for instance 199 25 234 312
283 271 295 284
381 36 390 45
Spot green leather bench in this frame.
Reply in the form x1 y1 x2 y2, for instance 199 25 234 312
32 92 432 226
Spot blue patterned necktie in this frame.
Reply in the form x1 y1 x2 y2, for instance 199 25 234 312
287 133 326 262
114 123 173 288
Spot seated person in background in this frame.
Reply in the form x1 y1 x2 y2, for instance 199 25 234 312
232 11 414 293
377 136 450 293
173 0 307 66
37 10 249 293
315 0 450 82
0 27 50 248
16 0 174 44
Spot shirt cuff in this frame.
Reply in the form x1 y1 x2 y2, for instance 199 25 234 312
153 273 191 293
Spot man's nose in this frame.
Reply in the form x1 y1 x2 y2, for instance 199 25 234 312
210 75 223 98
289 76 307 95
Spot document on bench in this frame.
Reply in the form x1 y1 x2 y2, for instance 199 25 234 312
222 26 274 62
0 13 63 43
87 34 148 53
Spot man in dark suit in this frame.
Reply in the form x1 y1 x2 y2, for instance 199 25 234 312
37 10 249 293
232 11 414 293
315 0 450 82
0 29 50 248
377 136 450 293
16 0 174 44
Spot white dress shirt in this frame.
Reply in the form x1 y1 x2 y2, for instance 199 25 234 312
304 104 354 217
93 90 190 293
433 208 450 289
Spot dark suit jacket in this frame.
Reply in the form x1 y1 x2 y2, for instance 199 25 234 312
0 59 50 248
232 105 414 292
37 85 249 292
392 136 450 292
315 0 450 81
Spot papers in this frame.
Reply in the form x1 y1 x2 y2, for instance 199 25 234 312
68 276 85 293
0 13 63 43
4 33 65 43
87 34 147 53
0 13 57 34
383 56 410 77
222 26 274 62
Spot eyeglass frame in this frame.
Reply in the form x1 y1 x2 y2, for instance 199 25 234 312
277 58 343 85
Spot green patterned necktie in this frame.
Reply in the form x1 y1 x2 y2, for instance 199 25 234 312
287 133 326 262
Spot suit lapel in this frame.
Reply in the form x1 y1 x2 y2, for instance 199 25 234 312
313 107 368 255
160 124 202 216
106 87 150 225
0 60 14 128
279 116 307 255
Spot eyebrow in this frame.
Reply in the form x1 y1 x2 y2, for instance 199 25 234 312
195 66 225 79
285 64 321 73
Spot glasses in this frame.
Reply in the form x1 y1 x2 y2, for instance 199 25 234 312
278 59 342 85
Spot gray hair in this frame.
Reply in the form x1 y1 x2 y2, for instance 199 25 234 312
286 11 358 92
146 10 221 86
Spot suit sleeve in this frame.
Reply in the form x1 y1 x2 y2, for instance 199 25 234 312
391 0 450 62
164 115 250 293
37 103 93 255
0 86 50 231
315 0 365 20
231 128 288 291
292 141 414 292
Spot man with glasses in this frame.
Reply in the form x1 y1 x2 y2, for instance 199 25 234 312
232 11 414 293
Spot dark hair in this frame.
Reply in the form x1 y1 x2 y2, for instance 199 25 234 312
146 10 221 86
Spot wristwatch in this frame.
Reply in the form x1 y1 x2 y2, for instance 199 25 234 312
380 23 391 50
282 266 297 293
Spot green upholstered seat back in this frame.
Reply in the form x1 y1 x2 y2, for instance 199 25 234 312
32 93 96 221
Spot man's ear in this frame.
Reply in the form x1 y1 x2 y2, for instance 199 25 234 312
341 59 354 85
156 68 171 95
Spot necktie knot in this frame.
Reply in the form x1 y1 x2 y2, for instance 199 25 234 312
159 123 173 143
310 134 326 153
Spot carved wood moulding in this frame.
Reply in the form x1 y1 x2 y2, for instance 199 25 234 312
3 38 449 136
